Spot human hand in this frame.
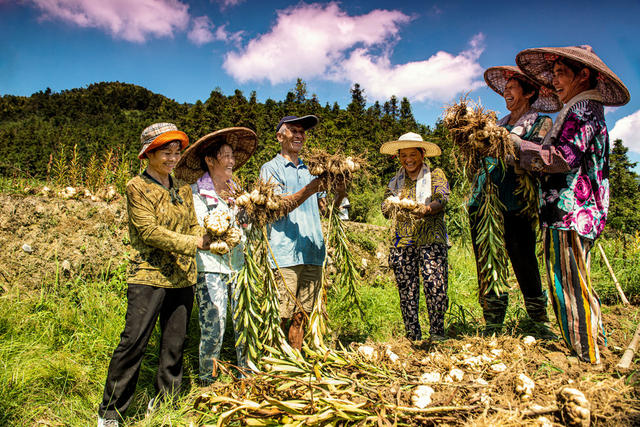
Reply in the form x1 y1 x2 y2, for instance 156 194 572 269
412 204 430 217
509 134 522 152
197 234 211 250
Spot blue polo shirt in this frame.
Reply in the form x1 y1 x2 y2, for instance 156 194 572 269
260 154 326 268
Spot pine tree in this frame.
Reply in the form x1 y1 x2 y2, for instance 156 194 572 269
608 138 640 235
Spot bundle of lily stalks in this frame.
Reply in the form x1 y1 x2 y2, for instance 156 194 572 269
443 98 513 298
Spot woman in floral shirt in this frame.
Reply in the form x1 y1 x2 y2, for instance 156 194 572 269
470 66 560 334
513 46 630 363
381 133 449 342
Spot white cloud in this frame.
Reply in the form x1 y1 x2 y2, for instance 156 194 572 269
223 2 412 84
29 0 190 42
188 15 215 45
223 2 484 103
214 25 244 45
340 34 485 102
610 109 640 153
217 0 245 7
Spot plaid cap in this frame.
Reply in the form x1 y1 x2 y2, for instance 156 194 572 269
138 122 189 159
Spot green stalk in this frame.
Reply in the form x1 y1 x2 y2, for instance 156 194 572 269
475 162 510 298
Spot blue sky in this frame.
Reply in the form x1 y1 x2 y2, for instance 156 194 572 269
1 0 639 168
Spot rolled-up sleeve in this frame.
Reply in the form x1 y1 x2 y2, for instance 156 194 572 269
126 184 199 256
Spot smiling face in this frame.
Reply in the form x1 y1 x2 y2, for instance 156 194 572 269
206 143 235 181
552 61 590 103
398 147 424 176
146 141 181 177
277 123 306 158
503 78 533 113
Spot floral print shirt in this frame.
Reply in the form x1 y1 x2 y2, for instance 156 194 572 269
520 100 609 239
383 168 450 248
126 173 201 288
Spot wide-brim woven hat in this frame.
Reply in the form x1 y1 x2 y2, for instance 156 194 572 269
380 132 441 157
516 45 630 106
174 127 257 184
138 122 189 159
484 65 562 113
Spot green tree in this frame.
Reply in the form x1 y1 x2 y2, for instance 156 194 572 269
607 138 640 235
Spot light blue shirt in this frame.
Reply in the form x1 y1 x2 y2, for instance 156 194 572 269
260 154 325 268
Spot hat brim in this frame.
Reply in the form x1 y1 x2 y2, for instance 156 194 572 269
484 66 562 113
380 140 442 157
278 115 319 131
138 131 189 159
516 47 630 106
174 127 257 184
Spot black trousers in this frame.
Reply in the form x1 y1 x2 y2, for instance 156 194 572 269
469 208 546 324
98 283 194 420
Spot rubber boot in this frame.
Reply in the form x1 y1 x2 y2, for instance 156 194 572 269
524 294 549 323
288 312 306 350
524 293 557 339
482 293 508 336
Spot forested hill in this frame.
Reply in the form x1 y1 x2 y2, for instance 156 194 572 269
1 80 638 232
0 80 455 186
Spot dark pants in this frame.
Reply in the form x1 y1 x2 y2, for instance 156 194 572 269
98 283 194 420
389 244 449 340
469 208 547 327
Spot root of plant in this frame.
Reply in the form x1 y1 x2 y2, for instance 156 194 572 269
443 98 514 177
235 179 295 228
302 148 366 192
203 210 242 255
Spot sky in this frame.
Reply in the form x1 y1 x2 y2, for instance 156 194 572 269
1 0 639 169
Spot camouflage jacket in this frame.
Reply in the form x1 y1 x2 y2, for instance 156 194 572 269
126 173 202 288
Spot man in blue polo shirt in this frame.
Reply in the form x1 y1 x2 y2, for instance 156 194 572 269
260 114 343 350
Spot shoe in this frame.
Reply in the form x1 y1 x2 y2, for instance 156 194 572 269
98 417 119 427
430 334 447 342
145 397 157 418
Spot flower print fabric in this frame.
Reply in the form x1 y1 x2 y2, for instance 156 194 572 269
535 100 609 240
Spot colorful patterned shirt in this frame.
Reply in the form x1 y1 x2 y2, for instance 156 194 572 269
469 114 551 212
126 172 201 288
384 168 450 248
520 100 609 239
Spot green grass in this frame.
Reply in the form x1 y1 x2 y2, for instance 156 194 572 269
0 234 638 425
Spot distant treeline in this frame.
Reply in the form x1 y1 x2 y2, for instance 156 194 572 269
0 80 638 234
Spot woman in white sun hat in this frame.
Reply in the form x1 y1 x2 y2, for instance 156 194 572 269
513 45 630 363
380 132 449 343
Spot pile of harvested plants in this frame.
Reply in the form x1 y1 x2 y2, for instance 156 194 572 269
193 334 636 425
203 210 242 255
303 148 365 192
443 98 513 298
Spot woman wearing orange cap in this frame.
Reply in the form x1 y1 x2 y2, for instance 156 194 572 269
98 123 211 427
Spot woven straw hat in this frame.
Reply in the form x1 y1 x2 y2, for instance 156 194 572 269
138 122 189 159
516 45 630 106
380 132 441 157
174 127 257 184
484 65 562 113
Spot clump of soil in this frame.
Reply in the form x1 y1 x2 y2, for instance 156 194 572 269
0 194 128 289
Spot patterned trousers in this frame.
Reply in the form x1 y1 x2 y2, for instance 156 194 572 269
196 272 245 383
544 228 605 363
389 244 449 340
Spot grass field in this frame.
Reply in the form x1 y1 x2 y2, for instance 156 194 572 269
0 188 639 425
